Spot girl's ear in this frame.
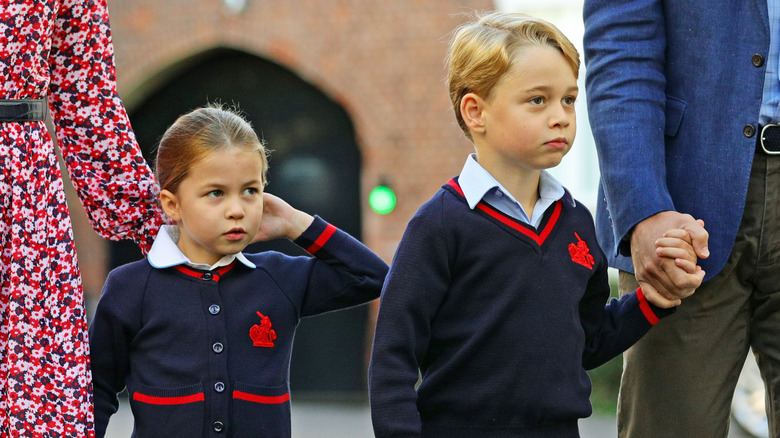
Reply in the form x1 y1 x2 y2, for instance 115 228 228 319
160 189 182 222
460 92 487 135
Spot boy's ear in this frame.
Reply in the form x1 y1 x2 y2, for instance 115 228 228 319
160 189 182 222
460 92 486 135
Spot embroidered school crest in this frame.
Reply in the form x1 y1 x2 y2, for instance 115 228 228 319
568 232 595 270
250 311 277 347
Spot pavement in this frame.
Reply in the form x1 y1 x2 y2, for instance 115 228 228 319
105 398 758 437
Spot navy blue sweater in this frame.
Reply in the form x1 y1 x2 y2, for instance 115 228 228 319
89 217 388 438
369 179 673 438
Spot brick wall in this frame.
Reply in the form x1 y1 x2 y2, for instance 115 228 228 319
101 0 492 264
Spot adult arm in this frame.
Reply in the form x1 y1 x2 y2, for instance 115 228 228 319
49 0 163 253
583 0 707 300
369 201 450 438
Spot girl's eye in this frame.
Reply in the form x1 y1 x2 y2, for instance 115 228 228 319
563 96 576 106
243 187 259 196
529 97 545 105
207 190 223 198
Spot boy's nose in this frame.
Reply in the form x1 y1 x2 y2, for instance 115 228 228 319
549 105 571 128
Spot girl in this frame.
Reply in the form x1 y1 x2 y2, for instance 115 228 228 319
89 105 388 438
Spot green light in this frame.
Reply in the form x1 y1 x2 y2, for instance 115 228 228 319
369 185 396 214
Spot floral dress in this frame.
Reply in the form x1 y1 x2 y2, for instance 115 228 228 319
0 0 162 436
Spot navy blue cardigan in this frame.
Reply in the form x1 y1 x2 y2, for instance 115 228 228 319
369 179 673 438
89 217 388 437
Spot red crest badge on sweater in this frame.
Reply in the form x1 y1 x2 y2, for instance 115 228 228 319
250 311 277 347
569 232 595 270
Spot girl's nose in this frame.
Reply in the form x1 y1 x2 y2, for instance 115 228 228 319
226 199 245 219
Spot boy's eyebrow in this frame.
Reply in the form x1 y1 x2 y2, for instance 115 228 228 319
524 84 580 91
522 84 579 94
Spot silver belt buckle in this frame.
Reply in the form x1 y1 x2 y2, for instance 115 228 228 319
760 124 780 155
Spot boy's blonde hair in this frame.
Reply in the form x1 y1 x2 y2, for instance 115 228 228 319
446 12 580 138
155 103 269 193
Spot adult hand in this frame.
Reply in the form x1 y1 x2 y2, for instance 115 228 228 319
630 211 709 304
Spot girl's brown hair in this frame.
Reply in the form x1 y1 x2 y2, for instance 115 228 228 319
155 104 268 193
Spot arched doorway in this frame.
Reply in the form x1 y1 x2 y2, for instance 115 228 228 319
114 48 368 395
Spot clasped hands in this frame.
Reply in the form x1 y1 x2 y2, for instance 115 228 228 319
631 211 709 308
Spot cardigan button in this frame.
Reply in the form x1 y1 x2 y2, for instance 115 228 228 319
213 342 224 353
743 124 756 138
214 381 225 393
752 53 765 67
202 272 213 281
212 421 225 432
209 304 221 315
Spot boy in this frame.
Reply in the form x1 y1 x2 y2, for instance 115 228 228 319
368 12 704 437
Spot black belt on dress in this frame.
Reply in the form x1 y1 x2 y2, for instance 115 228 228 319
0 99 46 122
758 124 780 155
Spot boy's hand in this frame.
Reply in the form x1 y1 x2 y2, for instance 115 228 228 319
655 227 704 275
641 287 681 309
252 193 314 243
631 213 708 304
642 224 706 308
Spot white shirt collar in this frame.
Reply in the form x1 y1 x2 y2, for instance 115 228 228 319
458 153 574 209
148 225 256 270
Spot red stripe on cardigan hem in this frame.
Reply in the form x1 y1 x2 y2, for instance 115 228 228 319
636 287 660 325
233 391 290 404
132 392 204 405
306 224 337 254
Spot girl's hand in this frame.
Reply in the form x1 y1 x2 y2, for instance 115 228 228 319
253 193 314 243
